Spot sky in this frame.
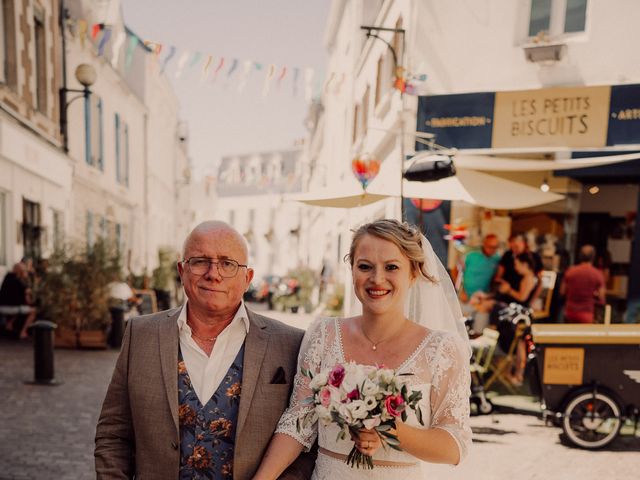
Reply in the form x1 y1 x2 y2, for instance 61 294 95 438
121 0 329 178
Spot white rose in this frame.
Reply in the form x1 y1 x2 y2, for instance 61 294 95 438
378 368 395 384
309 372 328 390
341 364 368 393
363 415 381 430
338 404 354 424
347 400 369 420
361 378 379 396
316 405 332 424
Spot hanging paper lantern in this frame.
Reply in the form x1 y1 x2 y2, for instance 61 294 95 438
410 198 442 212
351 154 381 190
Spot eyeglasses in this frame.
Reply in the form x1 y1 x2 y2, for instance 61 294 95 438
182 257 248 278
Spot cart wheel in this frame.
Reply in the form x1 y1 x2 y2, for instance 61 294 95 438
478 398 493 415
562 390 622 449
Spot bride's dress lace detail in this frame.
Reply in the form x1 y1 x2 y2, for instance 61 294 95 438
275 317 472 467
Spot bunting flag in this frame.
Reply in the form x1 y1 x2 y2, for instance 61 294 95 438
66 17 324 102
78 19 88 48
111 31 127 67
97 27 112 56
175 51 190 78
201 55 213 81
125 35 139 70
160 45 176 74
227 58 238 78
237 59 253 92
262 64 276 97
189 52 202 69
91 23 102 40
211 57 225 82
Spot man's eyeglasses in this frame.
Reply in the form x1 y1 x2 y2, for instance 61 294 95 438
182 257 248 278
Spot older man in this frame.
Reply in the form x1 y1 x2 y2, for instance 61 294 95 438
95 221 315 479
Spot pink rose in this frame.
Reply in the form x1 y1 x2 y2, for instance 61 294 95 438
346 388 360 401
319 387 332 407
384 394 405 417
328 364 345 388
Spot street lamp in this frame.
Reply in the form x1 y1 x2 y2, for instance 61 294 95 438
59 63 96 153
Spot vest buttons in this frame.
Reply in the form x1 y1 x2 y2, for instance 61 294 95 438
171 441 178 450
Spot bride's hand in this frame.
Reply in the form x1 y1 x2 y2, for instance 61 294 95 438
351 428 382 456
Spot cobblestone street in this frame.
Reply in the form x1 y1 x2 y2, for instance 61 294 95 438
1 314 639 479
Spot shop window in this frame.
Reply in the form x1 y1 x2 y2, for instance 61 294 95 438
34 5 47 114
1 0 17 88
85 95 104 169
528 0 588 38
22 198 41 260
115 113 129 186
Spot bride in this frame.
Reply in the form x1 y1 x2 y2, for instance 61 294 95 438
254 219 471 479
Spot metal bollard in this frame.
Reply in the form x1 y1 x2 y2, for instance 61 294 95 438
109 306 126 348
27 320 60 385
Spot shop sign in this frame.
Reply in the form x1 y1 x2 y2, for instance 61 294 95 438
543 347 585 385
492 86 610 148
417 84 640 150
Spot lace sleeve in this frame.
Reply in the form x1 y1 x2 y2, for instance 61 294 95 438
275 317 327 450
429 332 472 464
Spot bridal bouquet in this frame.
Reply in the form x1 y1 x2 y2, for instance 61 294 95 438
297 362 424 469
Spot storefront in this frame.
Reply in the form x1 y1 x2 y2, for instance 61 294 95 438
415 83 640 323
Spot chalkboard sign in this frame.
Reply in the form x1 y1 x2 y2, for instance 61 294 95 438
133 289 158 315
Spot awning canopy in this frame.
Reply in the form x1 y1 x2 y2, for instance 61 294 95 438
291 168 564 210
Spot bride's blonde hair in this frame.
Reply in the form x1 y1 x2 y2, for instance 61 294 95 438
345 219 435 283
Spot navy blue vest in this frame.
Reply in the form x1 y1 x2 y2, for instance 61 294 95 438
178 344 244 479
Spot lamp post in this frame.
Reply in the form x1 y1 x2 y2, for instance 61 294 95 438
59 63 96 153
59 0 96 152
361 25 406 219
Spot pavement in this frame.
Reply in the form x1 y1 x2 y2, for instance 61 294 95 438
1 308 638 479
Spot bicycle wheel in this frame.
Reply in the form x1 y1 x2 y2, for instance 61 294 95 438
562 390 622 449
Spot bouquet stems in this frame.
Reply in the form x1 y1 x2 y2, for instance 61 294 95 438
346 445 374 470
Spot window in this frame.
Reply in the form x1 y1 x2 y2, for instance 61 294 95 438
115 114 129 186
0 191 6 265
352 104 359 144
33 5 47 113
22 198 41 260
1 0 17 87
353 87 370 143
528 0 587 38
85 95 103 168
99 215 107 239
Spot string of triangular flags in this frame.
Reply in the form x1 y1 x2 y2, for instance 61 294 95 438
70 20 329 101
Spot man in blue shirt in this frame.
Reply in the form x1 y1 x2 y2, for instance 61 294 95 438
460 234 500 302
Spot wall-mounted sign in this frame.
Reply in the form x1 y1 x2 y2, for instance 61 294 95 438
417 84 640 150
492 86 610 148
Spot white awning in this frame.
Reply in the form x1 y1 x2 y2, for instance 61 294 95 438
291 169 563 210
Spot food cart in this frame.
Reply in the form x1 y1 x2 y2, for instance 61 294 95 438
531 323 640 449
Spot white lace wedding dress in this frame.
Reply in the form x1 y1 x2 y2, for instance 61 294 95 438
276 317 472 479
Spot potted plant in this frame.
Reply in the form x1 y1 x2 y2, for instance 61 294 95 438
38 239 122 348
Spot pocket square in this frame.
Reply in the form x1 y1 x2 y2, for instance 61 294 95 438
270 366 287 384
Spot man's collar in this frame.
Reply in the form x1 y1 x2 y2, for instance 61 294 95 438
177 299 250 333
